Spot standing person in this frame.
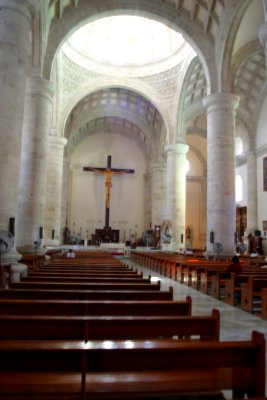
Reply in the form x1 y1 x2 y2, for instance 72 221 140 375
225 255 243 274
66 249 75 258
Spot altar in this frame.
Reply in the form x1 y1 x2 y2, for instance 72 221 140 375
100 242 125 251
94 228 119 243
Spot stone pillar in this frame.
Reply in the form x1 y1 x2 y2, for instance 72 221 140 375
200 176 208 245
0 0 35 230
165 143 189 249
246 151 258 235
0 0 36 277
258 9 267 74
16 77 54 249
60 157 70 243
44 136 67 246
150 161 166 227
203 93 239 257
143 172 152 231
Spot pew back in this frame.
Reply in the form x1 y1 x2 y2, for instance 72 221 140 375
0 287 174 300
0 310 219 341
0 331 264 399
0 296 191 316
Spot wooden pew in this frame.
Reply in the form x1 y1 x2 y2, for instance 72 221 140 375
35 267 135 275
260 287 267 320
0 264 12 288
241 276 267 313
9 280 160 291
46 259 123 266
0 287 174 300
224 272 267 307
176 261 228 292
0 297 192 316
210 271 231 300
27 269 141 277
20 275 151 284
35 260 131 268
0 309 219 341
191 264 206 290
18 252 45 270
199 265 228 295
0 331 264 399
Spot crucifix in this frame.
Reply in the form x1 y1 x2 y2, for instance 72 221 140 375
83 155 134 229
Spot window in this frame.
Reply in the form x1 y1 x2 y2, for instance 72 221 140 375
235 175 243 202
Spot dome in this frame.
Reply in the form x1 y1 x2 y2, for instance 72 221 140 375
62 15 194 77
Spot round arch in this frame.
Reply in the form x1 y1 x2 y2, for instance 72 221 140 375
43 0 215 92
60 77 172 147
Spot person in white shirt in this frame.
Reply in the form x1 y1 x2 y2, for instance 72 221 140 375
66 249 75 258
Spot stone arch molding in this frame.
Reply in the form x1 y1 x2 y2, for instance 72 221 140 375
60 77 172 150
44 0 216 92
67 118 154 161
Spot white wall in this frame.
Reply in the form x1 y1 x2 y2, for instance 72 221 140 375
257 154 267 233
186 180 205 249
69 132 146 241
186 151 206 249
256 95 267 235
235 164 247 207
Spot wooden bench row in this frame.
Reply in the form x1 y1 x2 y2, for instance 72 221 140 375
132 251 267 317
0 331 264 399
10 280 161 291
0 296 192 316
1 252 266 399
0 286 174 300
0 310 220 341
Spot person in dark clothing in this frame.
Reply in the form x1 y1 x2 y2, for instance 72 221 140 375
225 255 243 274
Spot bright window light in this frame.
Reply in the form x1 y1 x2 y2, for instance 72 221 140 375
235 137 243 156
185 159 190 174
68 16 184 66
235 175 243 202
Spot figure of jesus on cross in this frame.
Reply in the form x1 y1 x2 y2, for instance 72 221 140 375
83 155 134 228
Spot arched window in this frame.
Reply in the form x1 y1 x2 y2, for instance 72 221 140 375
235 174 243 202
185 159 190 174
235 137 243 156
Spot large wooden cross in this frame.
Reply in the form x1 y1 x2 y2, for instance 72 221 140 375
83 155 134 228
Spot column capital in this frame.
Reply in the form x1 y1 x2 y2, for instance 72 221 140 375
48 136 68 149
203 92 239 112
25 77 54 100
165 143 189 156
0 0 37 21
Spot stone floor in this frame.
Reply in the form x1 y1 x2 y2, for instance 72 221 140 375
124 258 267 399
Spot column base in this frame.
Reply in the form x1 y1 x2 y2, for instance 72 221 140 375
0 247 27 283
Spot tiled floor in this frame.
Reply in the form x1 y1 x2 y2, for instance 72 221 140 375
125 258 267 398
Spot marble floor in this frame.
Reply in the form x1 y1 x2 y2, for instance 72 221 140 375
124 258 267 398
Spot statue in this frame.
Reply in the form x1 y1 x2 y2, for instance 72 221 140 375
161 221 172 244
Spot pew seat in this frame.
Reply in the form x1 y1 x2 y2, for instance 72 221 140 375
0 296 191 316
0 309 219 341
0 287 174 300
0 331 264 399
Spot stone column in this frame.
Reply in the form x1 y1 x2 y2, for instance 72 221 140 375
60 157 70 243
150 161 166 227
16 77 54 249
165 143 189 249
203 93 239 257
0 0 36 277
44 136 67 246
143 172 152 231
246 151 258 235
258 5 267 84
0 0 35 228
